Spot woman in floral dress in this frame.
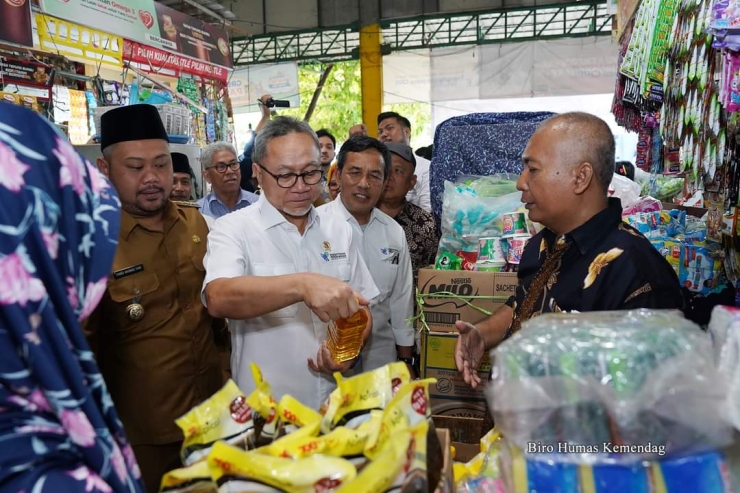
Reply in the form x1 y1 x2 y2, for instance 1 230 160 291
0 104 144 492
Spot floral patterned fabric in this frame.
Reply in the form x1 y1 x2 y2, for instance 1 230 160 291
0 104 144 492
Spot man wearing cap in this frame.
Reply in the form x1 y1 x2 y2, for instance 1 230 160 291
85 104 225 492
197 142 258 221
170 151 195 202
378 142 439 286
318 136 417 374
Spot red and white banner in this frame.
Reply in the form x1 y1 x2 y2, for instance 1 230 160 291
123 39 228 83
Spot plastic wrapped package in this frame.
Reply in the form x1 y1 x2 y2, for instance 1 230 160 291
708 306 740 430
498 438 732 493
438 180 523 257
609 173 642 208
621 196 663 216
487 310 732 465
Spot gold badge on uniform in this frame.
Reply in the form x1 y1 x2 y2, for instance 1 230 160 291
192 235 201 243
127 303 145 322
126 288 145 322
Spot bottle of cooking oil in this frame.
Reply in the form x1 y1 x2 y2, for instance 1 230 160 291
326 308 369 363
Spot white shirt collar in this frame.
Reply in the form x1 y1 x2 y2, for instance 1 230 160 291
257 193 319 231
333 193 389 227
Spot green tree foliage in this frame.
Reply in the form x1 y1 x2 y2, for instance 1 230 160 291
280 60 432 146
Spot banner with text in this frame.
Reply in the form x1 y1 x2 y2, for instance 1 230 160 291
40 0 232 68
228 63 300 113
123 40 228 83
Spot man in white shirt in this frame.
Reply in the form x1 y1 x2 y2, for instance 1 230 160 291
202 117 379 409
377 112 431 212
318 136 417 375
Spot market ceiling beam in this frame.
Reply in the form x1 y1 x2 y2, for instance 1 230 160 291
231 0 612 66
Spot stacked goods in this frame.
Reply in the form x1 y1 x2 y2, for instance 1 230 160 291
436 175 534 273
159 362 448 493
624 210 727 295
486 310 732 492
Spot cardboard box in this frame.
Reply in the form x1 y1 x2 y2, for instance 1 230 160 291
417 267 517 333
422 331 491 418
434 428 454 493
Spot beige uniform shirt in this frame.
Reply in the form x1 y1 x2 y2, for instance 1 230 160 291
85 201 224 445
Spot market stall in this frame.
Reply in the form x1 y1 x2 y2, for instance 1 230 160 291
1 1 239 200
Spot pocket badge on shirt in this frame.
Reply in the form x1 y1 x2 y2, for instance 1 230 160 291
380 247 400 265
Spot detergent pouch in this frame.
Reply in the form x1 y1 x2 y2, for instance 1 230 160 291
488 310 732 465
321 362 410 433
679 243 726 295
649 238 682 274
208 441 357 493
159 461 215 493
175 379 256 466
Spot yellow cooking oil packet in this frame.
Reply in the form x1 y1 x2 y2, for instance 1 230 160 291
334 429 413 493
260 412 381 470
207 441 357 493
245 363 279 446
276 394 322 437
176 379 256 466
321 362 411 433
159 460 215 492
364 379 436 459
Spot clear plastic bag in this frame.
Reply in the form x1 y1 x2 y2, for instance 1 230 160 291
438 179 523 257
487 310 732 465
609 173 642 208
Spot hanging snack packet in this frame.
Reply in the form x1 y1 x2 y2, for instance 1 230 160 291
175 379 256 466
321 362 410 433
159 461 215 493
208 441 357 493
275 394 322 437
245 363 279 446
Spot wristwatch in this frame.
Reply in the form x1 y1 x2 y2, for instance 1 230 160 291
397 355 417 367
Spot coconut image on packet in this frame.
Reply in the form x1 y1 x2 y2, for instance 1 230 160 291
175 379 257 467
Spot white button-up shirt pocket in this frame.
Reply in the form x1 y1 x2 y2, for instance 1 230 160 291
375 249 401 296
253 263 299 318
320 260 351 283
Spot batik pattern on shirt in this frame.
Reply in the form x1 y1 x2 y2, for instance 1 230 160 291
393 201 439 286
0 104 143 492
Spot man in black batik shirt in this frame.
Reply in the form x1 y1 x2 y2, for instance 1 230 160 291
378 142 439 286
453 112 683 389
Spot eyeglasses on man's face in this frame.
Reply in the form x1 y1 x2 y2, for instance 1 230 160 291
257 163 323 189
208 161 240 173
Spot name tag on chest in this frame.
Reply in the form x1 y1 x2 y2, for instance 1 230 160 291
113 264 145 280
